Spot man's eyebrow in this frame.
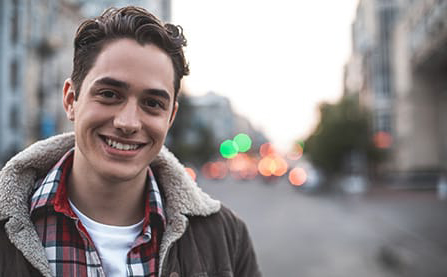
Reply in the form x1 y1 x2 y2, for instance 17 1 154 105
94 77 171 101
94 77 130 89
143 89 171 101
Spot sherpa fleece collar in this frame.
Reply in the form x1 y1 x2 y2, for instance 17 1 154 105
0 132 220 277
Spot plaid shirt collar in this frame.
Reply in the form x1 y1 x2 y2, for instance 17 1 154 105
30 148 166 236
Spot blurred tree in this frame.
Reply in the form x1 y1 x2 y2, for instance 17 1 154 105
166 94 216 167
304 93 383 177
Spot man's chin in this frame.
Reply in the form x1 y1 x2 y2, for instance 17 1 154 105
102 170 146 184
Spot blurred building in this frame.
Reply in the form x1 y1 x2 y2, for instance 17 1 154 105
0 0 81 165
188 92 267 149
349 0 399 144
165 91 267 166
346 0 447 185
0 0 28 162
392 0 447 183
0 0 171 166
79 0 171 22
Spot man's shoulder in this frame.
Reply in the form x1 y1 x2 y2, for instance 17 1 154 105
178 205 261 276
0 133 74 183
187 204 249 237
213 204 246 226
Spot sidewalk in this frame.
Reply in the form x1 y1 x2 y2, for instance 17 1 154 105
357 187 447 276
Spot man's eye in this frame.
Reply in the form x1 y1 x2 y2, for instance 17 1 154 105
99 90 118 98
144 99 164 109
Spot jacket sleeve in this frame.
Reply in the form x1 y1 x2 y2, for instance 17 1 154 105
234 215 262 277
0 222 42 277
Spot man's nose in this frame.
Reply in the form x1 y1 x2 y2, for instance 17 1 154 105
113 100 142 134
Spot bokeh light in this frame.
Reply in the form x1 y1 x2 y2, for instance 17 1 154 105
233 133 252 152
259 142 276 157
373 131 392 149
287 142 304 160
201 161 228 179
220 139 239 159
272 156 288 176
185 167 197 181
227 153 258 180
258 157 274 177
258 155 288 177
289 167 307 186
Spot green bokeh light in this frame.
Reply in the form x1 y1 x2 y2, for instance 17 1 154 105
220 140 239 159
233 133 252 152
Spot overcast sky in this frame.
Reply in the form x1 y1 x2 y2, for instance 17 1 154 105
172 0 359 152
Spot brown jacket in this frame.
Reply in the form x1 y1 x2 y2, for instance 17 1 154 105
0 133 261 277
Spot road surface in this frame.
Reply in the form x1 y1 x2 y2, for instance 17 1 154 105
199 177 447 277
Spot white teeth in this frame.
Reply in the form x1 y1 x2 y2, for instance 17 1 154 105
105 138 139 151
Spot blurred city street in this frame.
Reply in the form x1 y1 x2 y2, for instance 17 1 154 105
200 178 447 277
1 1 447 276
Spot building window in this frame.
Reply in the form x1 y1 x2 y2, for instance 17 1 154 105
11 0 19 43
9 105 18 131
10 60 18 90
373 110 393 149
374 112 392 133
382 113 391 133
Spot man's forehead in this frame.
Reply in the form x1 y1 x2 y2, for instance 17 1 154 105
83 39 175 96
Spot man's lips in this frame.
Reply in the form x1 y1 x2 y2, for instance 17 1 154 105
99 135 147 151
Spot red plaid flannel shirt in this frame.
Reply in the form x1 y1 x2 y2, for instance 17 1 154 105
30 149 166 276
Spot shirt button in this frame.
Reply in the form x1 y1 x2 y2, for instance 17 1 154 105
169 272 179 277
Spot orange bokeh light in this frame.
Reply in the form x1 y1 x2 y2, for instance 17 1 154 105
185 167 197 181
289 167 307 186
258 157 273 176
258 155 288 177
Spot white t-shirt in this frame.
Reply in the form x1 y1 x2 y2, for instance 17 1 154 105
69 200 144 277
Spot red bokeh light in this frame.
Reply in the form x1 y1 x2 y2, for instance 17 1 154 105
201 161 228 179
289 167 307 186
227 153 258 180
259 143 277 157
373 131 392 149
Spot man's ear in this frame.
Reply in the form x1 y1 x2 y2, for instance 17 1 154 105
169 101 178 127
63 78 76 121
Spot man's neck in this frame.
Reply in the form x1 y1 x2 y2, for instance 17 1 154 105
67 159 147 226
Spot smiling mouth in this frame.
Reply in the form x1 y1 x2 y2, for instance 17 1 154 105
100 136 144 151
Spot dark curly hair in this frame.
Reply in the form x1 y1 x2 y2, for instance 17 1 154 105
71 6 189 101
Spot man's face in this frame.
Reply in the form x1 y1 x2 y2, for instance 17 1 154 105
63 38 177 183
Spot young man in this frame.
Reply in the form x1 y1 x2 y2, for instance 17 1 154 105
0 6 261 277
